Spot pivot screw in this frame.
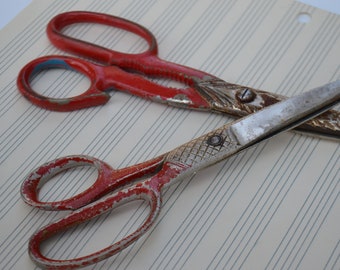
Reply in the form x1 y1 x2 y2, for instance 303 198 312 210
207 134 224 147
236 88 256 103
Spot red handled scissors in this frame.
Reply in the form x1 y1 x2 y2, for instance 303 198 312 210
17 11 340 139
21 82 340 269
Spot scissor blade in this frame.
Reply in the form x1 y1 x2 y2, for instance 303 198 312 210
230 81 340 146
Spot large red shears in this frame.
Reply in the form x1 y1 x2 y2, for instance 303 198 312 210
17 11 339 139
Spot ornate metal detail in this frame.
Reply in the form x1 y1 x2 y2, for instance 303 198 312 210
194 77 340 138
167 125 239 168
194 77 282 117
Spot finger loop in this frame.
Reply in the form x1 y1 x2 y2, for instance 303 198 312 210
47 11 158 64
17 56 110 111
28 185 161 269
20 155 112 210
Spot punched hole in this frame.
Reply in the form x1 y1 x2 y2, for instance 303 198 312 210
297 12 312 23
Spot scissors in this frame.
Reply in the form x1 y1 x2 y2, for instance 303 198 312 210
17 11 340 140
21 81 340 269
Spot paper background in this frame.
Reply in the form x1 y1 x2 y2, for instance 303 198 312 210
0 0 339 269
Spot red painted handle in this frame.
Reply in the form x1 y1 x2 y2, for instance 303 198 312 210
21 154 166 268
47 11 209 76
47 11 159 65
17 11 213 111
17 55 212 111
17 56 111 111
28 177 162 269
47 12 212 90
20 155 165 210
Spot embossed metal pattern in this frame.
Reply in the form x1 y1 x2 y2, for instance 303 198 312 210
195 78 340 138
167 125 239 168
195 78 284 116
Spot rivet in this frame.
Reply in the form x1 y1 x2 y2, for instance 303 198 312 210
207 134 224 146
236 88 256 103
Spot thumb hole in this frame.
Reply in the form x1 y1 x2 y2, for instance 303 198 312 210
30 66 91 99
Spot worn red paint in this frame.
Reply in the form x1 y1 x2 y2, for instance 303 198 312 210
21 155 166 211
23 153 191 269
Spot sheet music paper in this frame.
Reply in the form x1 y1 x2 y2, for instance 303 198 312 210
0 0 339 269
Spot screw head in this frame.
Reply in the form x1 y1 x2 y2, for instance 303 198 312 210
207 134 224 147
236 88 256 103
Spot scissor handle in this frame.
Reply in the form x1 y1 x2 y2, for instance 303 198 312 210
21 154 166 268
47 11 206 77
17 56 113 111
17 11 212 111
47 11 209 84
47 11 158 65
28 173 162 269
21 155 165 210
17 54 212 111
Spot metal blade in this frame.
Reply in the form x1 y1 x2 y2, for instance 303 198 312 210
230 81 340 146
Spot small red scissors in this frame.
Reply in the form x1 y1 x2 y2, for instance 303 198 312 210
17 11 339 139
21 81 340 269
